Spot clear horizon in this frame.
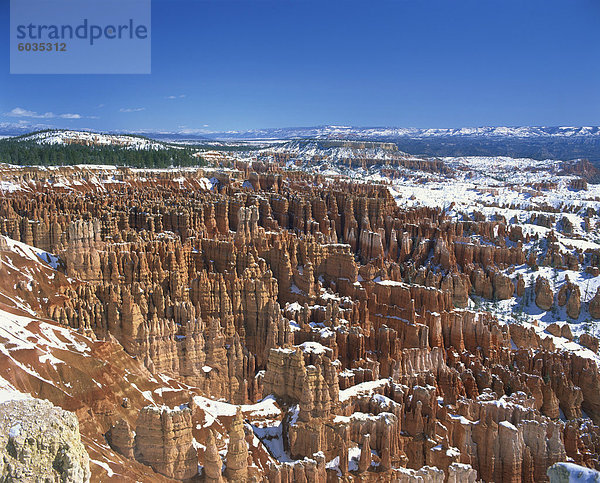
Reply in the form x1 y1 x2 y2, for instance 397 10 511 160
1 0 599 133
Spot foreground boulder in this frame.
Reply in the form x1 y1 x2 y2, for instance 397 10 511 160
547 462 600 482
0 398 91 482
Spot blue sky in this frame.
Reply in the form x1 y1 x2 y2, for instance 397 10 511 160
1 0 600 133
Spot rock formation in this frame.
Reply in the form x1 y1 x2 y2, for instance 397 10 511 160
134 405 197 480
535 276 554 311
0 398 91 482
0 162 599 482
225 408 249 481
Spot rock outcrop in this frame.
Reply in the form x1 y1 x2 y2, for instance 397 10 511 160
134 405 197 480
535 276 554 311
0 398 91 482
590 289 600 320
225 408 249 481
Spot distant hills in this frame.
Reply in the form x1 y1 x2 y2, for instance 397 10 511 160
12 130 171 150
0 130 203 168
203 125 600 140
198 125 600 162
126 125 600 162
2 125 600 162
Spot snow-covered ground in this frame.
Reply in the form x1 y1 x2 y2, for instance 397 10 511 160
258 145 600 352
2 235 60 269
375 156 600 340
0 374 32 403
15 130 170 151
193 394 281 428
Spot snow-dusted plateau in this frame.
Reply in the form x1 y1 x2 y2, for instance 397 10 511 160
0 130 599 481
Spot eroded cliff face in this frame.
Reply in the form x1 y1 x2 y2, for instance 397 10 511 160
0 161 599 482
